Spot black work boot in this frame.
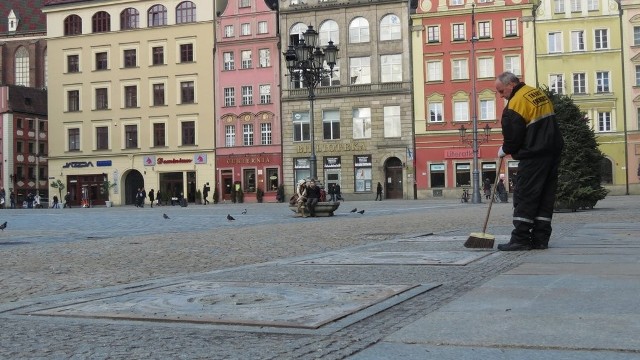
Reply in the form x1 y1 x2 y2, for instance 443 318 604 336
497 242 532 251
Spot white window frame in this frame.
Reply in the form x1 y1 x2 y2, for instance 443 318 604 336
353 108 371 139
224 87 235 107
596 71 610 93
241 23 251 36
259 84 271 104
548 32 563 53
428 102 444 123
477 57 494 79
258 21 267 34
427 25 440 43
549 74 564 95
427 60 443 82
454 101 469 122
453 23 465 41
350 56 371 84
241 50 252 69
594 29 609 50
478 21 491 39
225 125 235 147
261 122 272 145
380 14 401 41
241 85 253 105
480 99 495 121
349 17 370 44
571 30 585 51
223 51 235 70
504 55 521 76
598 112 612 132
383 105 401 138
452 58 468 80
258 48 270 68
573 73 587 94
224 25 234 38
243 123 254 146
504 19 517 37
380 54 402 83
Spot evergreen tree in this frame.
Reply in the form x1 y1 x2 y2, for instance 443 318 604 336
544 88 608 210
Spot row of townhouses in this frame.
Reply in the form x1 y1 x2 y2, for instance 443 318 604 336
1 0 639 206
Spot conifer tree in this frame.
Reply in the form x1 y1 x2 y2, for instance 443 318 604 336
544 89 608 210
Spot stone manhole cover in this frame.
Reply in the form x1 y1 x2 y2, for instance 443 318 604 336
25 281 429 329
293 250 492 266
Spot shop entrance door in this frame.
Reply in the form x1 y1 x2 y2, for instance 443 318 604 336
221 171 233 201
384 157 403 199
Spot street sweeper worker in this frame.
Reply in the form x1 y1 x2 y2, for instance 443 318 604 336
495 72 564 251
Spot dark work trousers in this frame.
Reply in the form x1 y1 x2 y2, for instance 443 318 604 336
511 156 561 246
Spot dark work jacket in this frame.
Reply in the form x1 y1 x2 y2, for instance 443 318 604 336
501 83 564 160
306 185 321 199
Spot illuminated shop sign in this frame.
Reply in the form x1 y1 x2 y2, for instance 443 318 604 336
63 161 93 168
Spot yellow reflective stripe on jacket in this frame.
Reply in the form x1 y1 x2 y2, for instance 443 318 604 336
508 85 555 126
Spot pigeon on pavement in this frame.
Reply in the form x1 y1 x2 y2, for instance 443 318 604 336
357 210 365 214
0 221 6 231
227 214 235 221
241 209 247 215
350 208 357 213
163 214 170 219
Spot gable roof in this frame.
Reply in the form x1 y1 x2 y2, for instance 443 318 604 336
6 85 48 116
43 0 89 6
0 0 47 35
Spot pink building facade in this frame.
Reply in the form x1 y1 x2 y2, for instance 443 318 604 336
214 0 282 202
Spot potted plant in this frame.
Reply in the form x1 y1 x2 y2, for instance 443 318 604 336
256 187 264 203
213 187 219 204
102 179 117 207
50 179 65 205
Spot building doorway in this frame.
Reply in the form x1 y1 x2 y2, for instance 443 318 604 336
221 170 233 201
124 170 144 205
384 157 403 199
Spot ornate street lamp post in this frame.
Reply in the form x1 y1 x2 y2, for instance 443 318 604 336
283 25 338 180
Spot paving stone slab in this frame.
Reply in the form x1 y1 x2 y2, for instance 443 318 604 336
398 235 510 243
292 250 493 266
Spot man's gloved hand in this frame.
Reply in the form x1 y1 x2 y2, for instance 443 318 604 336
498 146 506 158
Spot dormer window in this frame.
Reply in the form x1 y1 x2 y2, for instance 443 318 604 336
9 9 19 32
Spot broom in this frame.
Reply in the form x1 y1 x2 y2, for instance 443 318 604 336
464 156 503 249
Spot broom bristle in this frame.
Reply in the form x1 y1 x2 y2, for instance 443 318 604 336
464 232 495 248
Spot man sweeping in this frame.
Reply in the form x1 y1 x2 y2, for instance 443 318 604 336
495 72 564 251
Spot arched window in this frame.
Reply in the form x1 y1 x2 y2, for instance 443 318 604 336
319 20 339 45
380 14 401 41
63 14 82 35
120 8 139 30
176 1 196 23
15 47 29 87
92 11 111 33
289 22 307 44
148 4 167 27
349 17 370 43
601 158 613 184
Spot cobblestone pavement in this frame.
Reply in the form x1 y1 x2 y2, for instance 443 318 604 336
1 196 639 359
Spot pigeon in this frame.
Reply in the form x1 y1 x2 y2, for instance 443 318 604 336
357 210 365 214
241 209 247 215
163 213 170 219
0 221 6 231
350 208 357 213
227 214 235 221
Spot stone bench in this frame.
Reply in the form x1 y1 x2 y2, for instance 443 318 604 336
289 201 341 217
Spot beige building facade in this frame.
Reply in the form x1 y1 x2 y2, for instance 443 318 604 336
43 0 215 206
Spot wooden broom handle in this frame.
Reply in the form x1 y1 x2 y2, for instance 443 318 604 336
481 156 503 233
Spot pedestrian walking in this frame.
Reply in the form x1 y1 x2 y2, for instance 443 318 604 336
203 183 210 205
375 182 383 201
328 183 336 202
495 71 564 251
0 187 5 209
148 189 155 208
483 178 491 200
156 189 162 206
52 195 60 208
334 184 343 201
64 192 71 208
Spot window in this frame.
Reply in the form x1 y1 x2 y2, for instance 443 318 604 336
549 74 564 94
154 123 165 147
68 128 80 151
243 124 254 146
504 19 517 37
504 55 521 76
153 83 165 106
293 112 310 142
28 142 35 153
241 86 253 105
241 23 251 36
384 106 401 138
224 87 235 107
453 23 465 41
588 0 598 10
320 20 339 45
124 49 137 68
353 108 371 139
96 88 108 109
243 169 256 192
573 73 586 94
635 26 640 46
240 0 251 7
64 15 82 35
15 47 29 86
241 50 252 69
349 17 370 43
380 14 401 41
125 124 138 148
95 52 108 70
261 123 272 145
258 21 268 34
478 21 491 39
223 52 235 70
595 29 608 50
124 85 137 108
427 61 443 82
570 0 581 12
67 55 79 73
596 71 610 93
258 49 270 67
181 81 195 104
182 121 195 145
259 84 271 104
224 25 234 38
180 44 193 62
152 46 164 65
148 5 167 26
354 155 372 192
554 0 565 13
67 90 79 112
427 25 440 43
96 126 109 150
452 59 468 80
120 8 139 29
548 32 562 53
92 11 110 33
322 110 340 140
429 102 443 123
266 168 279 191
477 57 494 78
176 1 196 23
450 0 463 5
598 112 611 132
636 65 640 86
429 164 445 188
17 141 23 153
454 101 469 122
350 57 371 84
17 118 23 129
456 163 471 187
480 99 495 120
381 54 402 83
225 125 235 147
571 30 585 51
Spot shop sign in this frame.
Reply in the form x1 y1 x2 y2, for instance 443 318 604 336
354 155 372 167
96 160 112 167
194 154 207 164
63 161 93 168
157 157 192 164
225 156 272 165
296 141 366 154
444 148 474 159
143 156 156 166
324 156 341 168
294 158 310 169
